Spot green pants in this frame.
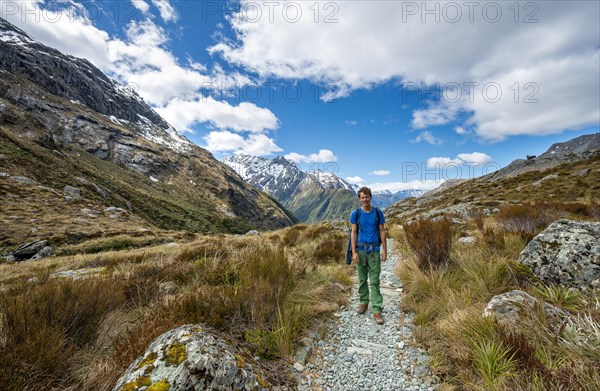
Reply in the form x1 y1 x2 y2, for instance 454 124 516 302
357 250 383 314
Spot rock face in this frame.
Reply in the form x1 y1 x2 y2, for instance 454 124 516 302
517 220 600 290
11 240 52 261
222 154 357 223
0 18 295 233
483 290 570 328
113 325 267 391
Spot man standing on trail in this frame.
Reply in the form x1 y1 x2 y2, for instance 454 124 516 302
350 186 387 325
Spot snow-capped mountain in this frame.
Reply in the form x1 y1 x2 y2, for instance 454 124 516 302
222 155 354 195
222 155 357 222
0 18 191 154
371 189 428 208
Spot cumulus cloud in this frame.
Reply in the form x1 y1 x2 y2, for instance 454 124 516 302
203 131 282 156
457 152 492 165
284 149 337 163
371 170 391 176
345 120 359 125
4 1 276 136
454 126 468 135
156 97 278 133
151 0 178 22
131 0 150 14
426 157 462 169
345 176 364 185
413 131 443 145
212 1 600 141
411 104 459 129
426 152 493 168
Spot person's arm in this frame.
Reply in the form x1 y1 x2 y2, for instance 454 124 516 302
351 223 358 263
379 223 387 262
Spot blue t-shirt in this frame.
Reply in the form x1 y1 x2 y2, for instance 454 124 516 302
350 207 385 247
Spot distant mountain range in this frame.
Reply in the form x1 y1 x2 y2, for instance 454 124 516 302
222 154 357 222
222 154 430 221
0 17 296 249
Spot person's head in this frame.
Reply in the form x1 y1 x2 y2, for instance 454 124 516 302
357 186 372 207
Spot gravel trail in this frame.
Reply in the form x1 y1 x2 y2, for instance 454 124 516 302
297 238 438 391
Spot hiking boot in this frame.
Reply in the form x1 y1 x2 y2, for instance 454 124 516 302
374 313 384 325
356 304 368 314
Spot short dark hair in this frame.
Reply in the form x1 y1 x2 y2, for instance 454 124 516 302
358 186 372 198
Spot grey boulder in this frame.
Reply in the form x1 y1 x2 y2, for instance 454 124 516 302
112 324 268 391
517 219 600 290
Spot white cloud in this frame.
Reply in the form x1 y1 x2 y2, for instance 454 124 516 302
346 176 364 185
371 170 391 176
284 149 337 163
203 130 246 152
156 97 279 133
212 1 600 141
426 152 493 169
426 157 462 169
203 131 282 156
454 126 467 135
367 180 442 192
3 1 115 70
4 3 275 136
457 152 492 165
151 0 178 22
237 134 283 156
345 120 359 125
411 104 459 129
131 0 150 13
413 131 443 145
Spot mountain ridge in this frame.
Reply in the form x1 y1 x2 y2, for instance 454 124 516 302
222 154 358 222
0 17 296 250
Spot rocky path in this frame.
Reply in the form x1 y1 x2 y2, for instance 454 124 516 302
297 238 438 391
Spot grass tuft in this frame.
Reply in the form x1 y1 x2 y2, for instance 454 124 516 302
404 217 452 270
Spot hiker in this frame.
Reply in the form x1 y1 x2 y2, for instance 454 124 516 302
350 186 387 325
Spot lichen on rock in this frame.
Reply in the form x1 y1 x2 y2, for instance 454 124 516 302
112 324 267 391
517 219 600 291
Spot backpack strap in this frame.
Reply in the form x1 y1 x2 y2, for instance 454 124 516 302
374 207 381 245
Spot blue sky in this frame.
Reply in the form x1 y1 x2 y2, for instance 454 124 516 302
3 0 599 191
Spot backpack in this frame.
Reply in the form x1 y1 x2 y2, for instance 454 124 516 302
345 207 381 265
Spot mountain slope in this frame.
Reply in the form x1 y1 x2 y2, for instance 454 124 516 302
386 133 600 223
0 18 295 249
481 133 600 182
222 154 358 222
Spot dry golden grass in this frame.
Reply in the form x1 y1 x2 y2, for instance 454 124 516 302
0 222 353 390
393 216 600 390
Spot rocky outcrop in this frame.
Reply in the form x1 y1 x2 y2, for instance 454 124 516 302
481 133 600 181
0 18 296 233
483 290 570 329
113 324 268 391
517 220 600 290
11 240 52 261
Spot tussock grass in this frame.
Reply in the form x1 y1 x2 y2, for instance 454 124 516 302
393 216 600 390
404 217 452 270
0 222 352 389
